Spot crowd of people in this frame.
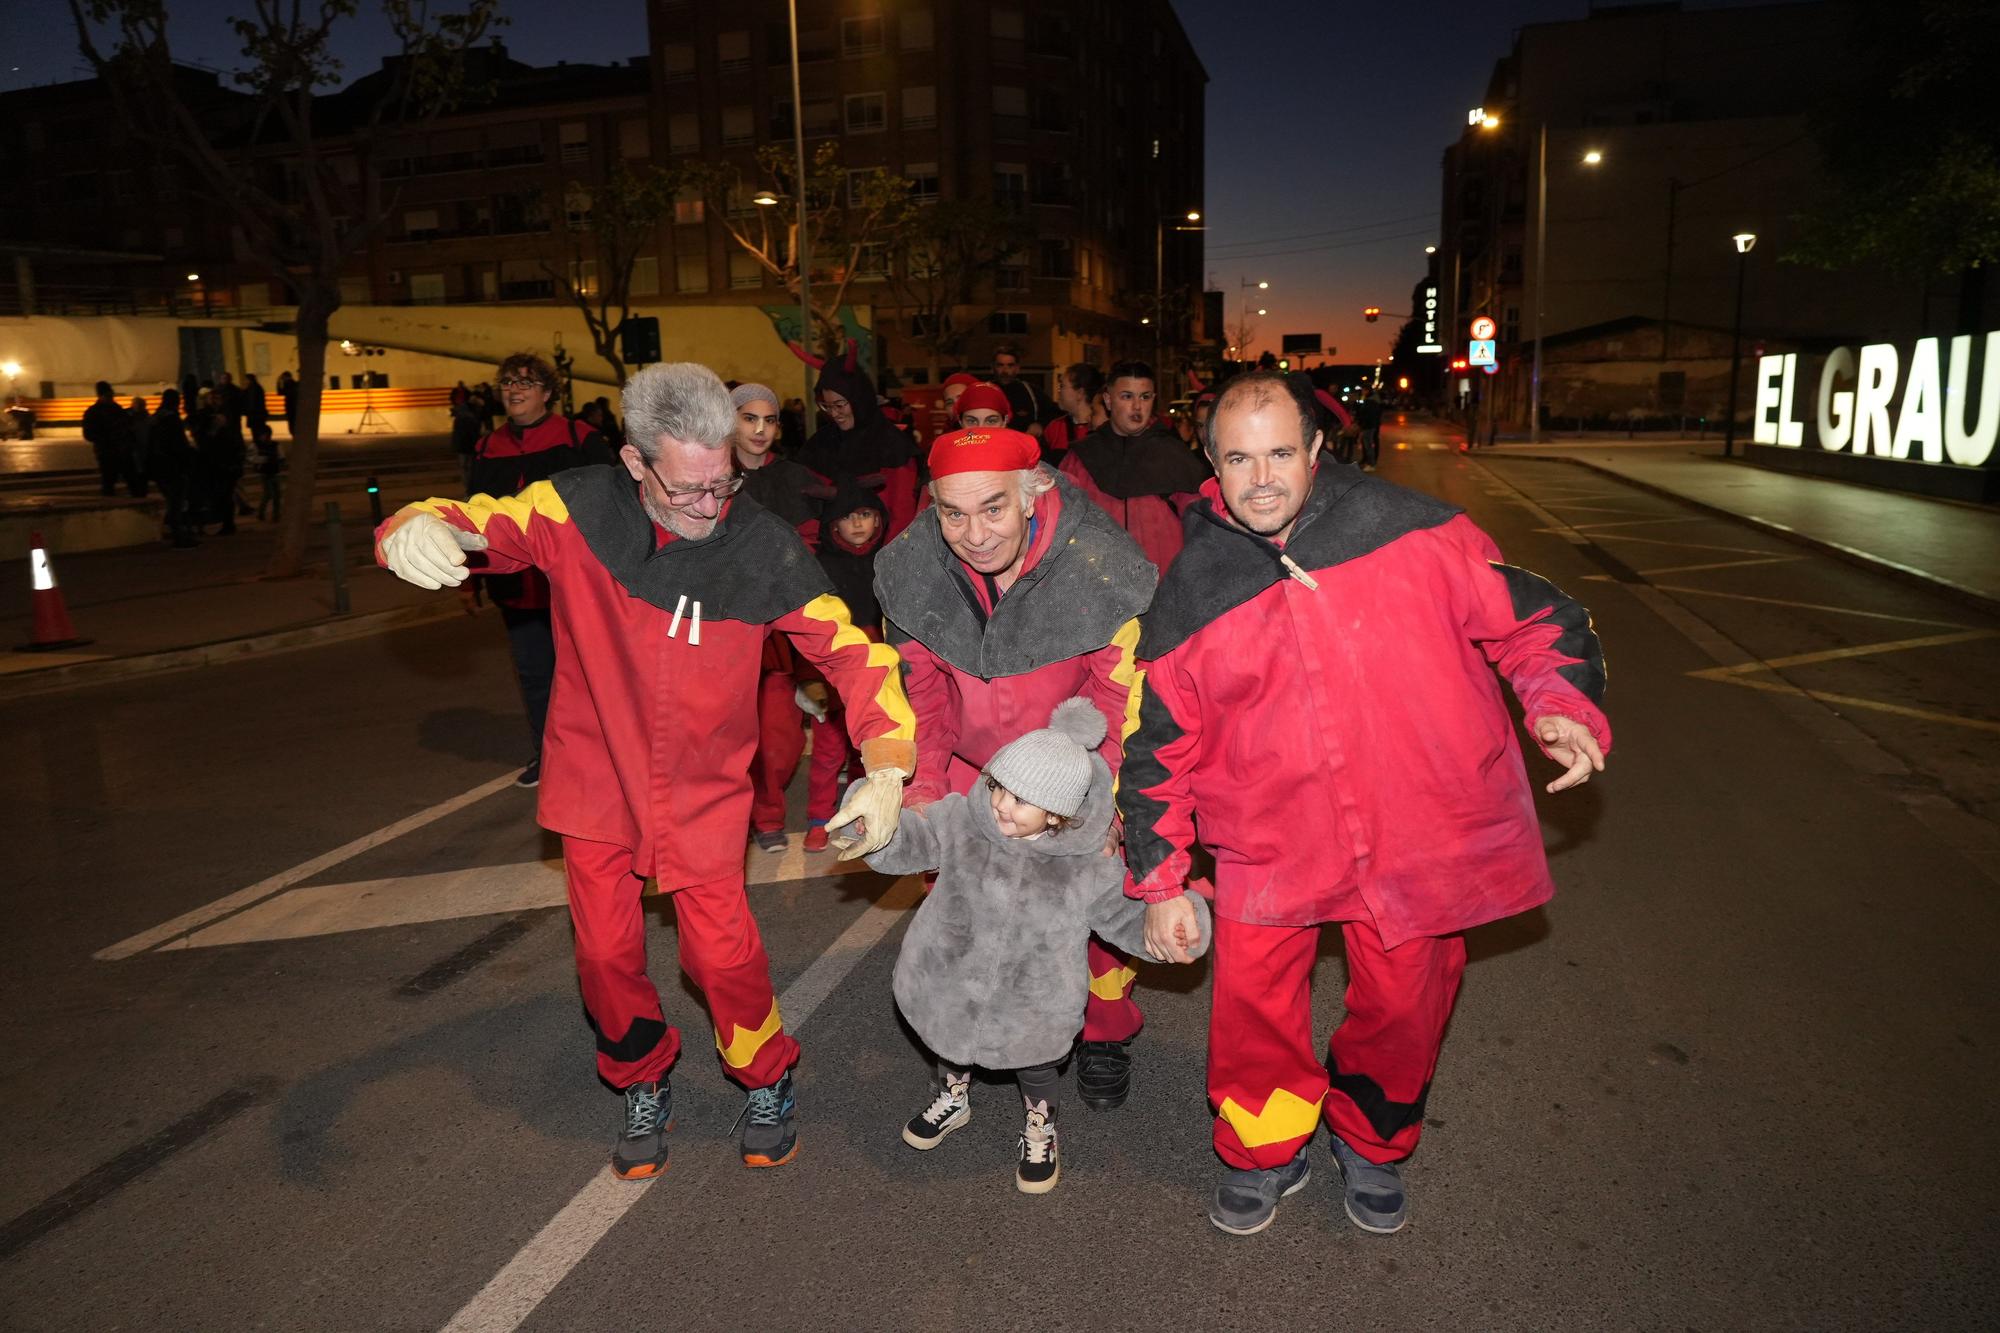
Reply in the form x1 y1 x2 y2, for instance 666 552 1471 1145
375 346 1611 1237
81 371 289 547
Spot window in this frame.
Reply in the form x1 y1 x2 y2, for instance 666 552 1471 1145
855 243 888 280
905 161 939 202
1036 238 1073 278
721 105 755 146
619 117 651 159
993 163 1027 206
900 9 933 51
567 259 599 299
1029 12 1072 57
1031 89 1070 133
673 185 704 225
992 86 1027 141
662 43 695 81
769 99 794 140
1032 160 1073 205
668 113 700 155
902 85 937 130
845 92 886 134
559 122 588 165
987 310 1028 335
997 262 1027 291
841 16 884 56
676 251 710 294
990 8 1024 39
564 186 593 231
630 256 660 296
726 181 759 215
797 26 835 62
800 99 839 136
729 252 763 289
480 268 499 301
717 30 751 72
403 208 440 240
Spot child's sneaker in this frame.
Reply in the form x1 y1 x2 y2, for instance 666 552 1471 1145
902 1075 971 1150
1015 1100 1059 1194
803 825 830 853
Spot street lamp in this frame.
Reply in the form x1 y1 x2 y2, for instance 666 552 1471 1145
752 190 778 207
1529 132 1603 443
1723 232 1757 457
781 0 811 408
1154 210 1203 377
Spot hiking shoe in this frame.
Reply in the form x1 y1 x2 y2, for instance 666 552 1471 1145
515 758 541 788
902 1075 972 1150
1076 1040 1132 1110
610 1079 672 1180
1015 1103 1060 1195
1208 1148 1311 1236
803 825 830 853
753 828 788 853
739 1071 798 1167
1329 1135 1408 1234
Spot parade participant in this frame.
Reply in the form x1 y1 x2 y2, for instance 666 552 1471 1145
1060 360 1210 571
800 358 921 540
950 381 1011 429
467 351 613 787
873 424 1158 1110
939 371 980 418
1042 363 1106 463
375 361 915 1178
1118 370 1610 1237
732 381 831 852
801 476 888 853
990 343 1043 435
837 698 1211 1194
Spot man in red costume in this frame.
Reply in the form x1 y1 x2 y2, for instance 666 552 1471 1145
873 424 1159 1110
1121 371 1611 1237
376 362 914 1180
1059 360 1210 572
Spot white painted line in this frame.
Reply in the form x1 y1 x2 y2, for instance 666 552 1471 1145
438 873 925 1333
94 772 523 960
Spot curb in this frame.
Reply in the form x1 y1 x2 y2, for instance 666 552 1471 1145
1499 452 2000 619
0 600 468 700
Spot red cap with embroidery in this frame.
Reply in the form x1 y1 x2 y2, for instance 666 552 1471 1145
928 426 1041 478
952 382 1011 422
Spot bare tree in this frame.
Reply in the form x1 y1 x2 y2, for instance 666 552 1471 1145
70 0 499 578
885 199 1031 380
539 166 679 388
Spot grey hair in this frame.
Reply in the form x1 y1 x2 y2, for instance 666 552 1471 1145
622 362 735 461
928 464 1056 513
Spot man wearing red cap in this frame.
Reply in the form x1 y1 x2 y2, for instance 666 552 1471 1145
874 424 1161 1110
951 382 1012 430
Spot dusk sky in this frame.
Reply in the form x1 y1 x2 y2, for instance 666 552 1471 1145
4 0 1712 368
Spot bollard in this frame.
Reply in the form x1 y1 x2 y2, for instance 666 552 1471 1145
325 501 350 615
366 474 383 527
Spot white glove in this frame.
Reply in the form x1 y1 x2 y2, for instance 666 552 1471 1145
827 768 905 860
794 683 830 722
381 512 488 589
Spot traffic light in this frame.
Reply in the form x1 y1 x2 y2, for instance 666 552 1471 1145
620 316 662 367
1363 306 1382 323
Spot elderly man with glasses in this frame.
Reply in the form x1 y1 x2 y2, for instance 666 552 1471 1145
375 362 916 1180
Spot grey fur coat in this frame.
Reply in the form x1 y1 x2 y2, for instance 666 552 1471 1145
845 756 1211 1071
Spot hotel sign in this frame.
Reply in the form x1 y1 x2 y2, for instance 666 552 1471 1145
1753 333 2000 467
1417 284 1442 354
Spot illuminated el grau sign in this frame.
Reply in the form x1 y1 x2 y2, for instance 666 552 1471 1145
1753 331 2000 467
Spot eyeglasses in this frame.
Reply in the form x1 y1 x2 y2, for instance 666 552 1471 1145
655 474 745 507
498 377 546 391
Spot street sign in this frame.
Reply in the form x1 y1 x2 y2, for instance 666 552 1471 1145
1418 284 1442 353
1469 338 1496 366
1482 362 1499 375
1469 316 1496 340
1281 333 1322 355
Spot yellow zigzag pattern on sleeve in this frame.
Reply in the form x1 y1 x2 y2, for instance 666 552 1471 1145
798 592 916 741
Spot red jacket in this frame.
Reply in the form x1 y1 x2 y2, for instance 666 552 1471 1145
1058 427 1209 572
380 474 915 886
1120 471 1611 948
467 413 610 610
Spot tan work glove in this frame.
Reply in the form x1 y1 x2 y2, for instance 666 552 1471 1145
381 512 488 590
827 767 905 860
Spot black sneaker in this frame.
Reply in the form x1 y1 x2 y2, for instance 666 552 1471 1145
611 1079 672 1181
752 828 788 853
1015 1103 1060 1194
1208 1148 1311 1236
1076 1040 1132 1110
515 758 541 788
901 1076 971 1150
739 1071 798 1168
1329 1135 1409 1234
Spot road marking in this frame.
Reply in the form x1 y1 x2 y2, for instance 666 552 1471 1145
1693 672 2000 735
1703 629 1997 674
437 872 925 1333
1582 531 1782 555
1639 584 1976 629
94 772 524 960
1626 556 1806 576
1540 516 1703 534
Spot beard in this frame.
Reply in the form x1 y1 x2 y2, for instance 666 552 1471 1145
1230 485 1296 536
642 490 717 540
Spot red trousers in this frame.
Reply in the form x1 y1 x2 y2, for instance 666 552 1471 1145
1209 913 1465 1169
563 835 799 1091
805 712 857 824
749 669 807 833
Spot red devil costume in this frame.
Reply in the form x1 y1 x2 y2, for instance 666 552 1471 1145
1058 421 1210 572
377 466 915 1094
874 427 1158 1053
1119 464 1610 1171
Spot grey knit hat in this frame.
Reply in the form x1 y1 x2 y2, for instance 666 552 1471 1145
985 697 1107 819
731 382 778 410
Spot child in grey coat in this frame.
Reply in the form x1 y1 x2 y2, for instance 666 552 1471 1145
834 697 1211 1194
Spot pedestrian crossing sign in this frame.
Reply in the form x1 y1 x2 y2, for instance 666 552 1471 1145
1468 339 1496 366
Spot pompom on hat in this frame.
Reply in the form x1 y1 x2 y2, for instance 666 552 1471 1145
927 425 1040 479
984 697 1107 819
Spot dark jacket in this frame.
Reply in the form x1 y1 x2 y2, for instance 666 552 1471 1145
798 363 920 539
816 474 886 631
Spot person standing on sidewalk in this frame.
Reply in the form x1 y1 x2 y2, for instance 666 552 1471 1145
147 388 199 547
195 387 246 535
467 351 613 788
873 424 1159 1111
83 381 138 498
1060 361 1210 572
1118 370 1611 1238
375 361 916 1179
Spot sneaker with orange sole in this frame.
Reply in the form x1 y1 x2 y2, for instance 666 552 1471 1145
738 1071 798 1167
611 1079 672 1180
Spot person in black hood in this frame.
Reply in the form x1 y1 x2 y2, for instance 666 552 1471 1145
799 474 888 853
798 358 920 541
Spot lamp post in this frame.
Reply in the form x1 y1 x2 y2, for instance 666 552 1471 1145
1154 210 1201 378
1722 231 1756 458
1529 133 1604 443
785 0 810 408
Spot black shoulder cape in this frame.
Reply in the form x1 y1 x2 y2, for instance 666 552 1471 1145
873 468 1157 678
1067 424 1212 499
1140 464 1463 657
551 464 832 623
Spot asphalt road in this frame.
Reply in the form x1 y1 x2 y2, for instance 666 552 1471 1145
3 419 1995 1331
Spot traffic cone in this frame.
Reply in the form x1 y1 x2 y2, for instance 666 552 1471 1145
16 531 92 652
